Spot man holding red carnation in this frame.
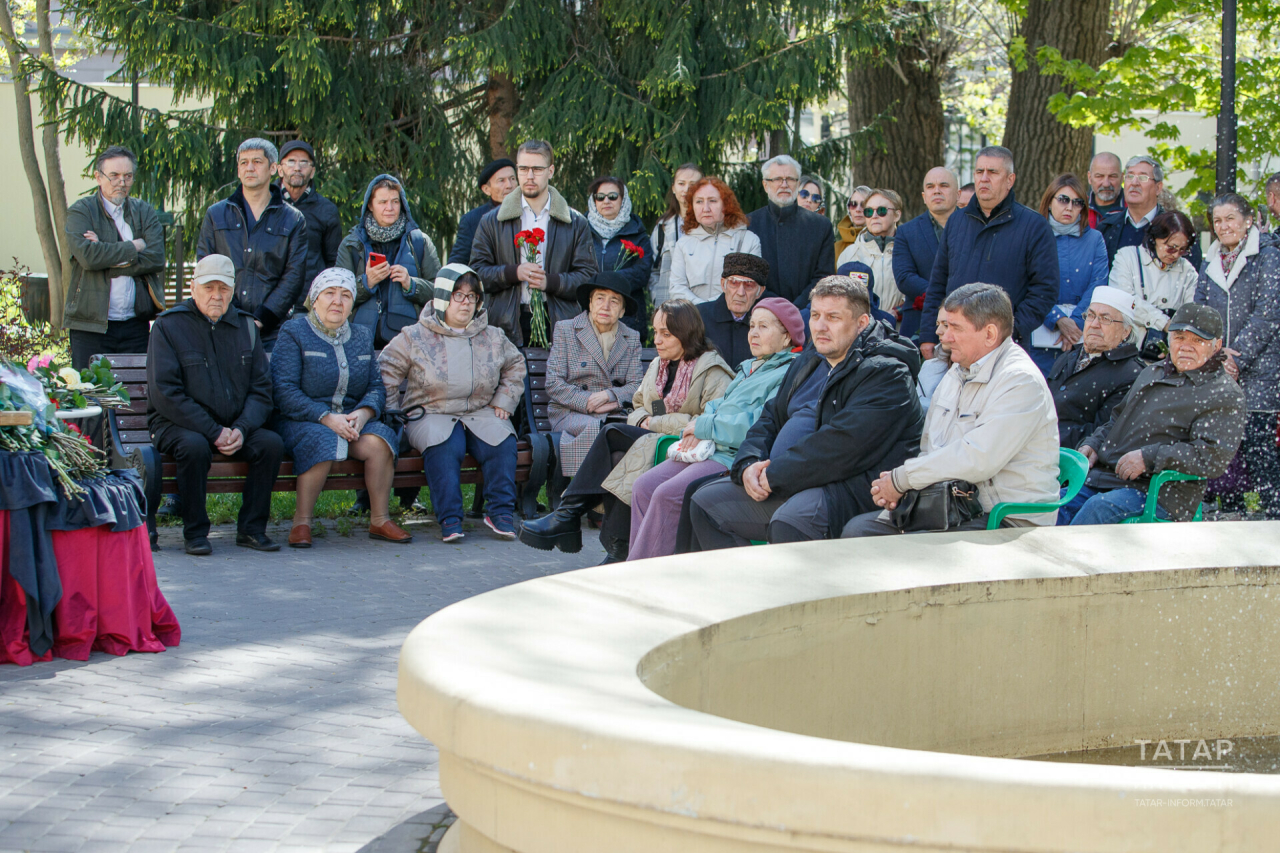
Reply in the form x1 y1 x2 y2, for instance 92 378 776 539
469 140 598 348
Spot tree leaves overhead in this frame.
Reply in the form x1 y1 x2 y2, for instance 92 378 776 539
42 0 891 244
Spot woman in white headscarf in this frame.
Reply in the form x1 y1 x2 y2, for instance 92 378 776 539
586 175 654 335
271 268 408 548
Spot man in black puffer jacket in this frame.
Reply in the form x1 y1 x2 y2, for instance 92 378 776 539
197 138 308 350
688 276 924 548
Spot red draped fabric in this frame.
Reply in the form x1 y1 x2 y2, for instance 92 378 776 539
0 510 181 665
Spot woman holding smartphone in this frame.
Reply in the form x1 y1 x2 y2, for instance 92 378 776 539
337 173 442 347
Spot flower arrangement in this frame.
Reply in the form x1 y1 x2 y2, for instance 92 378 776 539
514 228 549 347
0 356 128 497
614 239 645 271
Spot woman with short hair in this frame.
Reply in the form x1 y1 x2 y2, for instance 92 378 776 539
1195 192 1280 518
271 268 407 548
378 264 527 542
837 188 904 320
521 299 733 562
1109 210 1199 351
667 177 762 304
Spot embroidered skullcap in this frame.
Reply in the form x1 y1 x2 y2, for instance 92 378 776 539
1087 285 1136 322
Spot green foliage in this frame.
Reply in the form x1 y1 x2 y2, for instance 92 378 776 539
42 0 891 244
1039 0 1280 211
0 263 69 365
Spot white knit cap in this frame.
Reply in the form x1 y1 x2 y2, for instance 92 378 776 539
1086 286 1136 322
307 267 358 307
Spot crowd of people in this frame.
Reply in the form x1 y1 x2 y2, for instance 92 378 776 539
59 134 1277 558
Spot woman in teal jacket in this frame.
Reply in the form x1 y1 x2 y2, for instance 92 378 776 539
627 298 803 560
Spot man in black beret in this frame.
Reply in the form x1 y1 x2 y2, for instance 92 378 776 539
449 158 518 264
697 252 774 367
278 140 343 308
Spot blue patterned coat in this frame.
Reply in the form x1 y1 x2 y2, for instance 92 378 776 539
271 315 396 472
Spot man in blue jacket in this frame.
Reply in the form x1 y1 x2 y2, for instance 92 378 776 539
449 159 517 264
918 146 1059 359
893 166 959 339
197 138 308 350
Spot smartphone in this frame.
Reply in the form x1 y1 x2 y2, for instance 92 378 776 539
650 400 666 417
368 252 387 267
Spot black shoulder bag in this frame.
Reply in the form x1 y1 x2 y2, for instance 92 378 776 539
889 480 984 532
381 404 425 455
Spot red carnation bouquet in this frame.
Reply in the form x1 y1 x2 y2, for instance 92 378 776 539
515 228 549 347
614 239 645 271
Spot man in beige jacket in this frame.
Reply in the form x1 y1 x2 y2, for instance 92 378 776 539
842 282 1060 536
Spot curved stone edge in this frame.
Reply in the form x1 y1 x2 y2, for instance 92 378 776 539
398 522 1280 852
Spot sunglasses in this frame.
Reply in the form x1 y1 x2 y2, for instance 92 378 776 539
798 189 823 204
1054 194 1086 209
593 192 620 202
847 199 863 209
867 206 896 218
1158 239 1191 257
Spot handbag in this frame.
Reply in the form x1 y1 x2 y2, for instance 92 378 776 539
889 479 983 532
381 405 425 455
667 438 715 464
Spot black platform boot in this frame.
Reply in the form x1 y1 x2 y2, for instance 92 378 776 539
518 492 591 553
597 531 629 565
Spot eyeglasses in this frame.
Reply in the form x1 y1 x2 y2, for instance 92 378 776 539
516 165 549 176
1158 239 1191 257
97 171 135 184
1054 194 1086 209
592 192 620 202
1124 172 1156 184
763 176 798 186
723 276 762 291
1084 310 1125 327
867 206 897 218
798 189 823 204
450 291 479 304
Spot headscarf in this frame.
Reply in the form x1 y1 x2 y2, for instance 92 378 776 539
432 263 483 320
306 267 357 341
587 186 634 242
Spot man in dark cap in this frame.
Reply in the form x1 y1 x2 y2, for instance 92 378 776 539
1061 303 1245 525
450 158 518 264
697 252 773 367
278 140 343 306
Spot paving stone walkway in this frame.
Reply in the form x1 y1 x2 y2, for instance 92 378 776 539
1 518 602 852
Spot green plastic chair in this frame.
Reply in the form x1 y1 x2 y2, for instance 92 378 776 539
1120 470 1205 524
986 447 1090 529
653 434 679 465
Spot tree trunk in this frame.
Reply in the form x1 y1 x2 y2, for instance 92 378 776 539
1002 0 1109 199
0 0 63 320
486 72 519 160
846 47 944 220
35 0 70 325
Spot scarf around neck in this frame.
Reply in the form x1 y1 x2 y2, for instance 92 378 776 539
364 210 408 244
587 189 633 242
306 308 352 344
1049 216 1081 237
654 357 697 414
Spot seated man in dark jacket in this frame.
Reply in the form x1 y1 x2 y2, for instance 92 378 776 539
1048 286 1145 449
688 276 924 547
697 252 771 367
147 254 283 556
196 138 308 350
1061 304 1245 525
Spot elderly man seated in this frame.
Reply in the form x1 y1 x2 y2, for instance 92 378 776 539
696 252 773 366
147 254 283 555
1059 303 1245 525
1047 285 1145 449
841 282 1061 536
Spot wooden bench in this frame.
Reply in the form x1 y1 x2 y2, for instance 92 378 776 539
518 346 657 509
95 354 537 544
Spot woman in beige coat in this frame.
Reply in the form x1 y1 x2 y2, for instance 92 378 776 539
519 299 732 561
379 264 527 542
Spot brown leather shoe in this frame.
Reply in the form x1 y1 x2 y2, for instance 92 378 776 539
288 525 312 548
369 519 413 543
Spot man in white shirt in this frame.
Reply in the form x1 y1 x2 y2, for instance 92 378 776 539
62 145 167 368
469 140 598 346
